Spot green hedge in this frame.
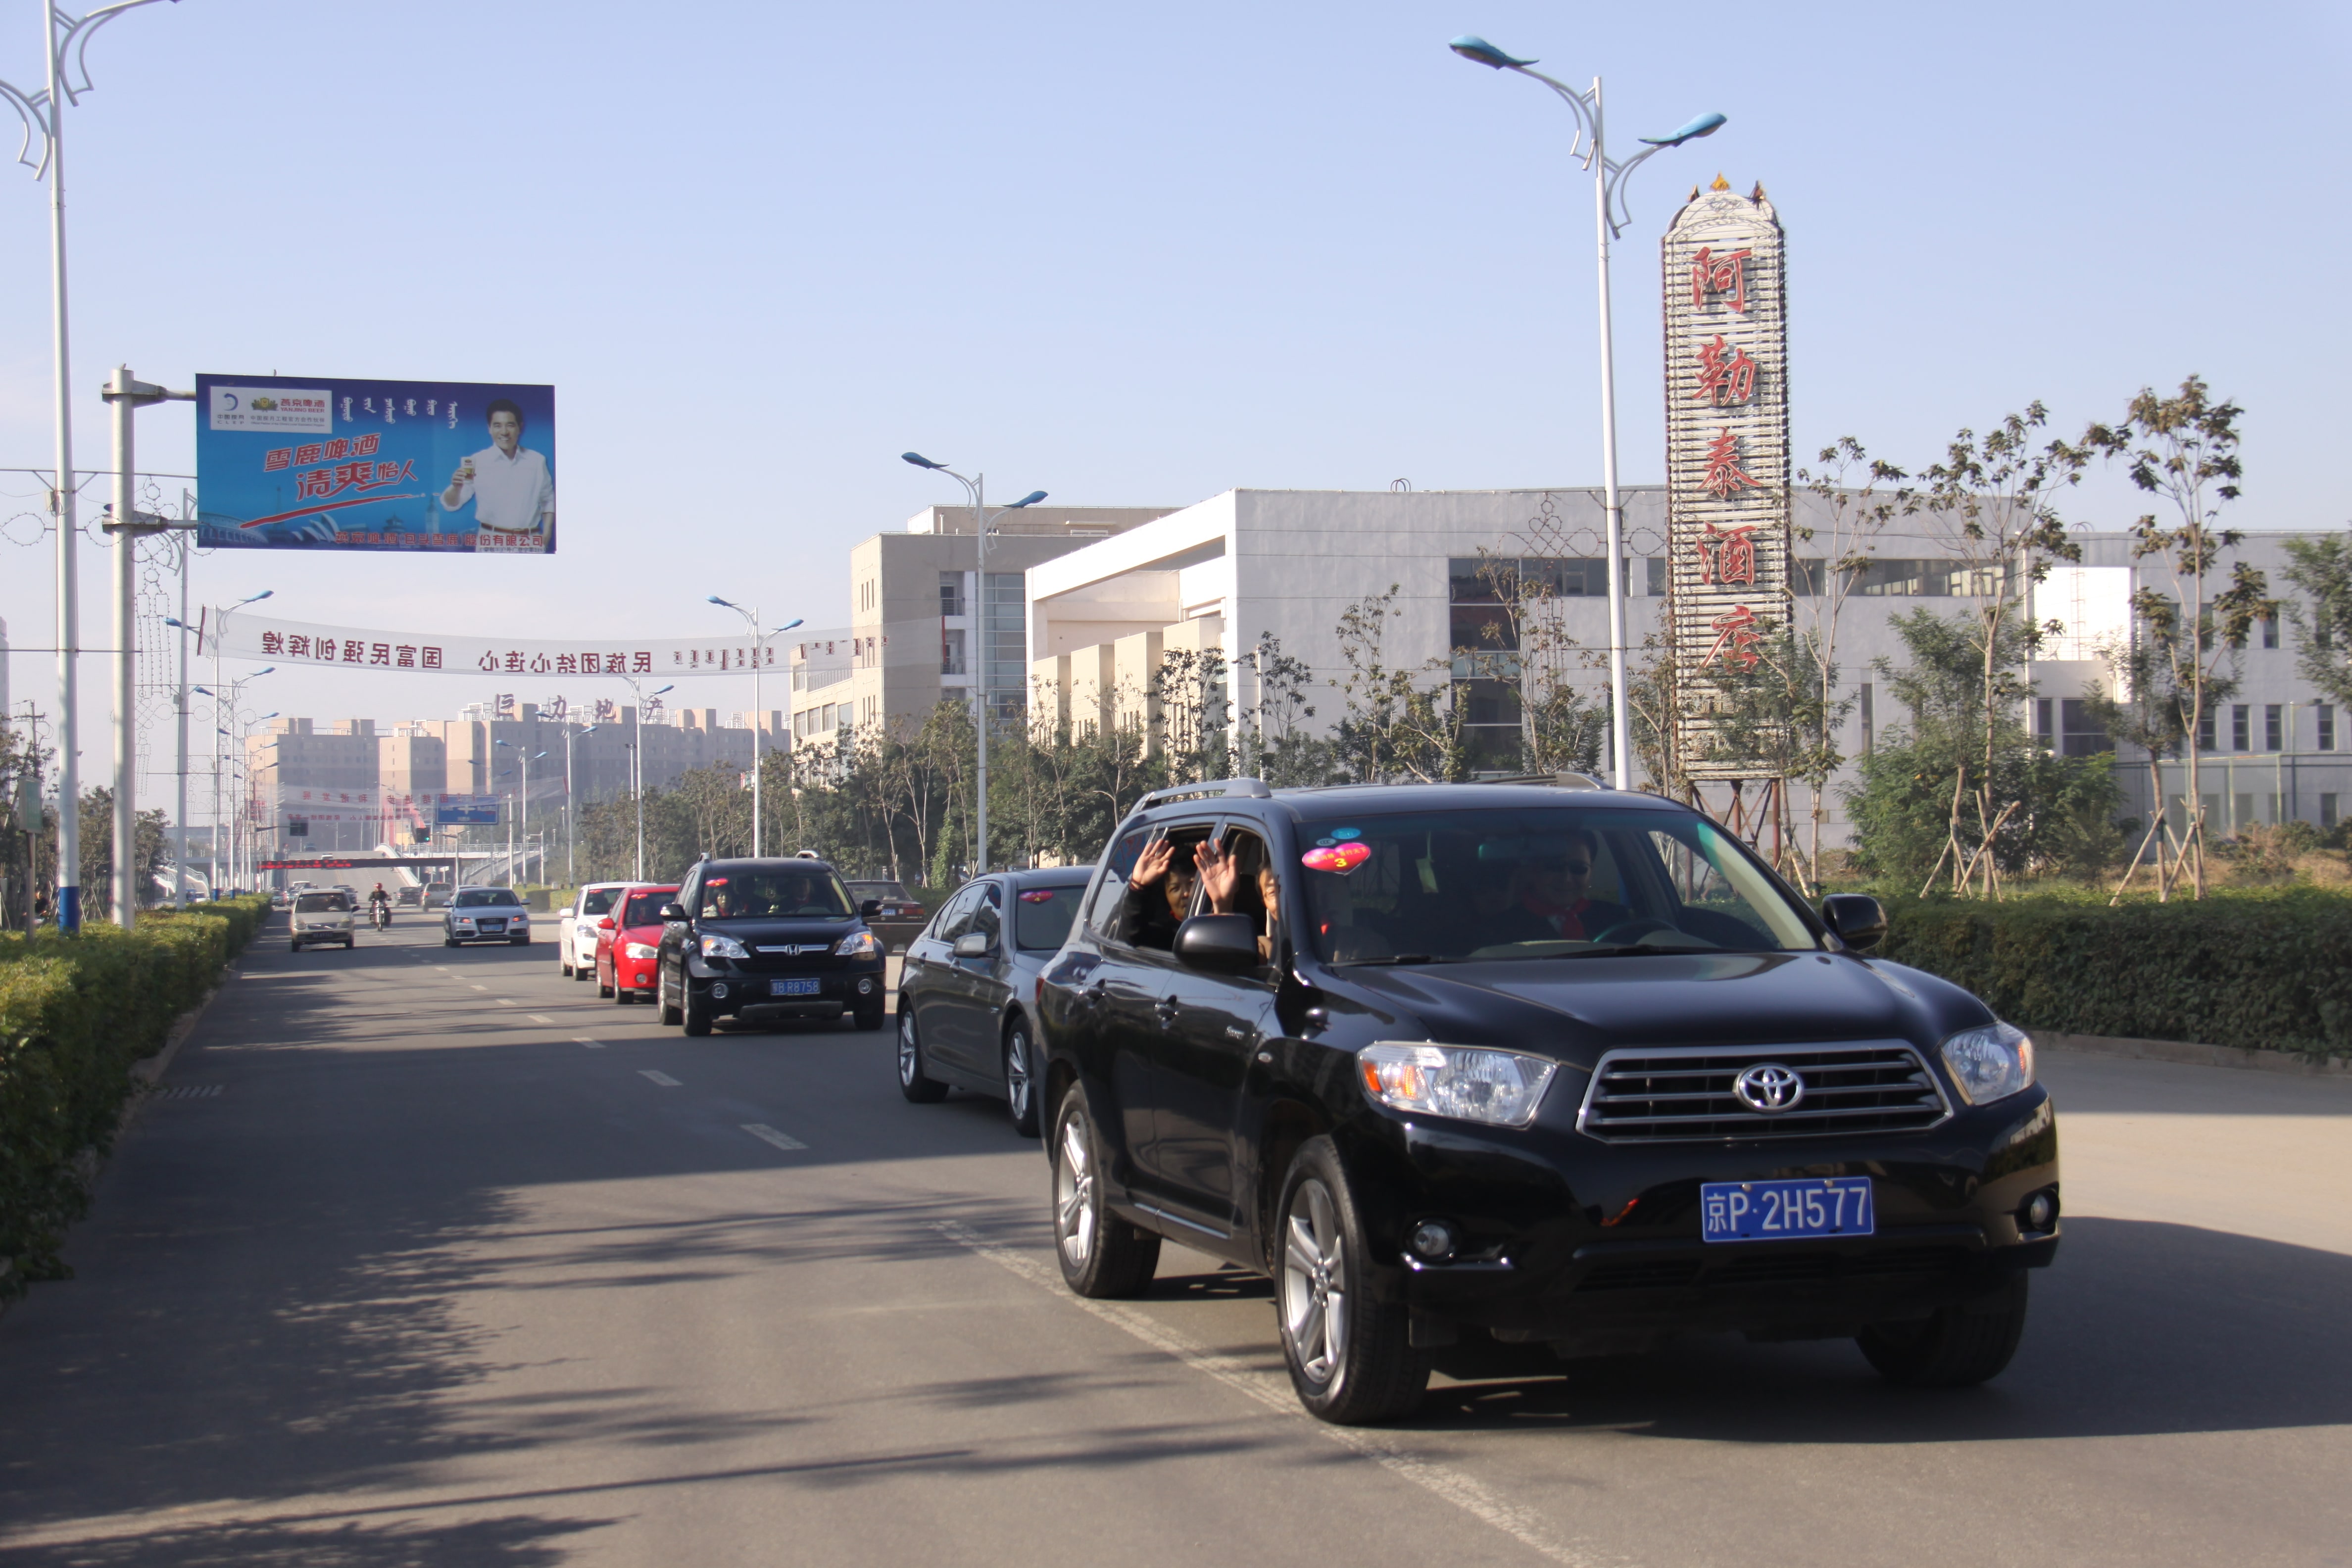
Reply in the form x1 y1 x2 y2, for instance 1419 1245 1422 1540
0 896 272 1293
1874 889 2352 1060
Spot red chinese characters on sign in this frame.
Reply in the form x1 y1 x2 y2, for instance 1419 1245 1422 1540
1701 430 1759 499
1695 523 1760 587
1704 605 1764 671
1690 246 1751 312
1690 336 1757 406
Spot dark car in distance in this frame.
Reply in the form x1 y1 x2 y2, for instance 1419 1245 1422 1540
653 854 889 1036
896 868 1091 1134
1035 779 2060 1425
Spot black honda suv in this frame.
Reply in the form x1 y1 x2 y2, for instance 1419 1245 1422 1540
653 854 890 1035
1035 780 2060 1425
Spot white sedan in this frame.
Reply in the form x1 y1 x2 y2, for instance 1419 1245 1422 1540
559 882 631 979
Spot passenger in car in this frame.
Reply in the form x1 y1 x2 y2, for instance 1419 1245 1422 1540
1195 833 1282 963
1120 835 1200 950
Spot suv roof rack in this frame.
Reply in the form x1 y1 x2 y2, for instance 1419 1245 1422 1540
1137 777 1274 810
1471 771 1610 790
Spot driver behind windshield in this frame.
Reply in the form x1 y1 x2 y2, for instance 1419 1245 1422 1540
1486 828 1627 944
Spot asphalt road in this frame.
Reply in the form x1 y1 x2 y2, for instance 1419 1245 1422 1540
2 915 2349 1568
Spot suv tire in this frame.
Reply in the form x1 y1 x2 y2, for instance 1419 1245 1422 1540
1275 1137 1431 1425
1051 1083 1161 1299
658 969 683 1026
1858 1274 2029 1388
1003 1020 1039 1137
682 983 714 1038
897 1010 947 1102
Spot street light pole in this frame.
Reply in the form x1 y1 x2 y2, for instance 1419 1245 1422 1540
565 724 596 886
1449 36 1724 790
900 454 1044 873
0 0 177 930
707 598 803 859
617 678 674 880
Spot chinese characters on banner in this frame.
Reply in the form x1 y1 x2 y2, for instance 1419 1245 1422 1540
1662 179 1791 779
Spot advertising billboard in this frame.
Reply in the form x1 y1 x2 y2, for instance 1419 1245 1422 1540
195 375 556 554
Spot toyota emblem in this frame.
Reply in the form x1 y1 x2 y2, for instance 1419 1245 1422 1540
1733 1063 1805 1113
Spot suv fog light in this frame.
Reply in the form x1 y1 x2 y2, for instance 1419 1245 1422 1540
2020 1188 2059 1232
856 977 875 996
711 982 730 1000
1408 1220 1458 1262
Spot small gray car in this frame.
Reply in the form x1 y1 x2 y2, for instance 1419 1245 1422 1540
895 869 1090 1135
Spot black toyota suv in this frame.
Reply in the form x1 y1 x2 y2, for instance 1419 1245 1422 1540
652 854 890 1035
1035 779 2060 1425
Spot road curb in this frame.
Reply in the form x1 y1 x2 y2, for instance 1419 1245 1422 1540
2037 1029 2352 1078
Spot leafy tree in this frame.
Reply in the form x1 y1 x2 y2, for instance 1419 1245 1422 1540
73 787 170 917
2280 533 2352 708
1329 585 1466 784
2083 376 2275 898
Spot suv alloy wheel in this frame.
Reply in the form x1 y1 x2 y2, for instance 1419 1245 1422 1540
1276 1137 1430 1424
1051 1084 1160 1298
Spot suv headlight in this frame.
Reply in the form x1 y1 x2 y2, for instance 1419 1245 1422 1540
1940 1021 2036 1105
1357 1042 1557 1129
623 941 658 960
699 931 749 960
834 930 882 959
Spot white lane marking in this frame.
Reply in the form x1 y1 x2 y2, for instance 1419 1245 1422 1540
528 1014 556 1024
470 984 487 991
932 1221 1614 1568
638 1070 681 1087
495 998 517 1006
741 1123 806 1151
574 1036 604 1049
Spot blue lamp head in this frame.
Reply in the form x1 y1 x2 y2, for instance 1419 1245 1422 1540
777 617 804 633
1008 490 1047 508
707 594 733 607
194 685 212 696
653 685 675 697
254 667 276 678
164 616 188 630
901 452 946 470
1639 112 1727 148
1449 35 1535 69
243 589 274 605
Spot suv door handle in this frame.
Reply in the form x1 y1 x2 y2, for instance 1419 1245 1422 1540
1154 995 1180 1025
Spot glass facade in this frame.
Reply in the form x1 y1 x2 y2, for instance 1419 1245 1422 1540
982 572 1026 719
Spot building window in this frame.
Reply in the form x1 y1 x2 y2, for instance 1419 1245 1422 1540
2197 710 2215 752
2265 704 2283 752
2320 704 2337 752
2323 793 2340 829
2261 616 2279 649
939 572 966 617
941 628 967 676
2231 704 2250 752
1860 683 1874 754
2035 698 2054 748
983 572 1026 718
2059 699 2112 757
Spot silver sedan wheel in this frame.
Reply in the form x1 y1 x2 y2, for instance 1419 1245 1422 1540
1281 1177 1347 1384
1055 1117 1095 1266
898 1011 920 1087
1005 1028 1031 1124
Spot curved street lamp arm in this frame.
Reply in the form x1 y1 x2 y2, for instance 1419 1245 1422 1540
1500 62 1690 240
0 0 174 179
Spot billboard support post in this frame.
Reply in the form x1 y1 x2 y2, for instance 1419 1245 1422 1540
100 364 192 927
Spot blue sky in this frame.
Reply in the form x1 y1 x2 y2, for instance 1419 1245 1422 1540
0 0 2346 774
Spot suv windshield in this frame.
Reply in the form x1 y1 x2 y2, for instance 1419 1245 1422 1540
294 892 346 912
454 888 521 908
697 869 854 919
1297 806 1819 964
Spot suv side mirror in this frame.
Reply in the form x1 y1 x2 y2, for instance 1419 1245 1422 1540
557 906 574 919
1821 894 1887 951
953 931 992 959
1176 913 1261 974
860 899 882 919
658 902 687 923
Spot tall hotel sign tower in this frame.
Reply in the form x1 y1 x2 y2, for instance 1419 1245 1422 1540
1662 176 1792 787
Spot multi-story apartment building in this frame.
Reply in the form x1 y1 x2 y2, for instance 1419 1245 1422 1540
789 504 1178 744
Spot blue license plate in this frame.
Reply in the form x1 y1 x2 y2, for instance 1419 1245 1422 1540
1701 1177 1873 1243
770 978 821 997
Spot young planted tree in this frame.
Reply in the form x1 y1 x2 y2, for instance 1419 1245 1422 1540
1790 438 1910 882
1912 403 2089 896
2281 533 2352 709
1330 585 1465 784
2083 377 2275 898
1234 634 1336 787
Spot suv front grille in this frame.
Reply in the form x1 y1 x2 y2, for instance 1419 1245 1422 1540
1575 1041 1949 1143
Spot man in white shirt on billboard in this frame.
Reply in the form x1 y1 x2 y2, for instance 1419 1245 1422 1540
440 398 554 545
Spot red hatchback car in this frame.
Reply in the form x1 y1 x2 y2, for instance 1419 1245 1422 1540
597 883 680 1005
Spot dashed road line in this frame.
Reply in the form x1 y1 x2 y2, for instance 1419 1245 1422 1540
932 1221 1615 1568
638 1070 681 1087
574 1036 605 1049
495 998 517 1006
528 1014 556 1024
741 1123 806 1151
470 984 487 991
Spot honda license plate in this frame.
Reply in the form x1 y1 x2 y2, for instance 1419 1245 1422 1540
1701 1177 1873 1243
770 978 821 997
